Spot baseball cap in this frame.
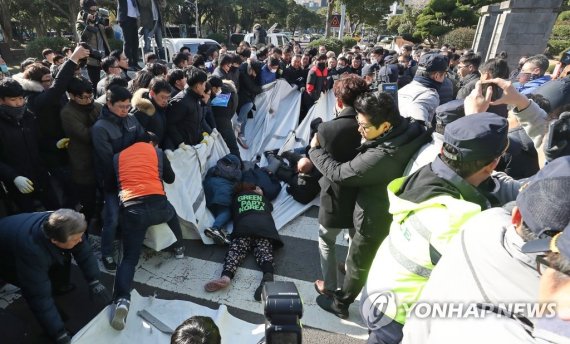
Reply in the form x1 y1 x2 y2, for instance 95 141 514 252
522 223 570 258
517 157 570 253
442 112 508 162
418 53 448 73
435 99 465 128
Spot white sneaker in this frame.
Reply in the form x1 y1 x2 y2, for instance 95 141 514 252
111 298 130 331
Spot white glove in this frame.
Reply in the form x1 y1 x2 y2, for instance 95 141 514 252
178 143 191 151
14 176 34 194
164 149 174 160
56 138 70 149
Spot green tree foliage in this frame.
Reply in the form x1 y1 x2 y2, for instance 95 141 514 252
307 37 343 54
442 27 475 49
25 36 72 58
286 0 322 33
342 0 392 33
548 10 570 57
414 0 478 45
456 0 504 8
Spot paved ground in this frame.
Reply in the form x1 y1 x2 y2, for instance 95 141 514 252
0 206 367 343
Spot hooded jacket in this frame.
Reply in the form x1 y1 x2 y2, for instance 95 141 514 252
131 88 167 145
398 80 440 124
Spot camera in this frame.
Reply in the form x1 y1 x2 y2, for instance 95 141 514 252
79 42 103 61
92 8 110 27
261 281 303 344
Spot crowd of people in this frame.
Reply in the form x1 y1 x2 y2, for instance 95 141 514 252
0 0 570 342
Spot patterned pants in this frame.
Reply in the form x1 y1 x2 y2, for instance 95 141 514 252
222 236 274 279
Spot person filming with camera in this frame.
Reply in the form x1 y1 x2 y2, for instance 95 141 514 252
76 0 112 90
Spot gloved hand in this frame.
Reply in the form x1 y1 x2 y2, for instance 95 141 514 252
54 330 71 344
164 149 174 160
178 143 191 151
56 138 70 149
88 280 111 305
202 132 209 137
13 176 34 194
200 140 208 145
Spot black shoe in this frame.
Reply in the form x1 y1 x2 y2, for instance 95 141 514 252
316 294 349 319
204 227 230 246
102 256 117 272
254 272 274 301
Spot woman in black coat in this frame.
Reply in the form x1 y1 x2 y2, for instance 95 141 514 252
204 182 283 301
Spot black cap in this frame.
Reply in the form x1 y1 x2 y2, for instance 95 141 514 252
521 223 570 258
517 156 570 245
418 53 448 73
435 99 465 127
442 112 508 162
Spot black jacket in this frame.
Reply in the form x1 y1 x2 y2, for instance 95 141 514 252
91 105 147 191
237 63 262 108
315 106 361 228
0 212 100 339
456 71 481 99
165 88 203 148
15 59 77 168
496 126 540 179
0 107 50 189
131 89 167 146
231 191 283 248
211 82 238 119
283 66 308 89
310 118 431 238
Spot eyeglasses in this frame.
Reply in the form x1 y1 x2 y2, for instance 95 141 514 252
76 94 94 100
114 104 131 111
356 121 374 130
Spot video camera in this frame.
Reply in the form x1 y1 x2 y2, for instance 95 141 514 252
92 8 110 27
260 281 303 344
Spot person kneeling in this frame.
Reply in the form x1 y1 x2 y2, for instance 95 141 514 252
204 182 283 301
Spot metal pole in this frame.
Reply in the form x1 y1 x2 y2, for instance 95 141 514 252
195 0 199 37
338 4 346 39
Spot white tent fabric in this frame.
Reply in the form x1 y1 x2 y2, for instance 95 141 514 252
150 83 337 248
72 290 265 344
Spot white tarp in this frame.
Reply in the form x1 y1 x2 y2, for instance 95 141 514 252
72 290 265 344
155 84 337 247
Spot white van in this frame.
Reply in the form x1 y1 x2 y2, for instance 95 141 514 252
243 33 290 47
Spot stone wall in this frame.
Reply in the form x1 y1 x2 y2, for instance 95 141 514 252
472 0 563 69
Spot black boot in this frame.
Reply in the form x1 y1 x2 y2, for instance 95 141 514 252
254 272 274 301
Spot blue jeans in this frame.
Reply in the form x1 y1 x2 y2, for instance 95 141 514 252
210 204 232 229
142 24 164 59
237 102 254 135
113 198 184 300
101 192 120 257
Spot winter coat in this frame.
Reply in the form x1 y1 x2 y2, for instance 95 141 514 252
455 71 480 99
253 27 267 47
283 66 308 89
203 171 235 208
532 77 570 111
0 212 100 339
131 88 167 145
398 80 440 124
91 105 147 191
237 63 262 108
402 207 540 343
14 59 77 168
60 101 102 185
496 126 540 179
310 117 431 237
260 64 277 86
518 75 552 95
0 106 50 189
306 65 328 101
315 106 361 228
231 191 283 248
438 77 456 105
165 88 203 148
